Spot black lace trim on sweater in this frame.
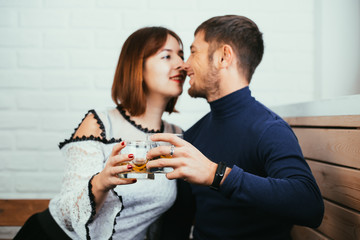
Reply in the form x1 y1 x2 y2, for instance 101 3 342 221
116 105 164 133
85 173 125 240
58 110 122 149
83 178 125 240
85 172 99 240
108 192 125 240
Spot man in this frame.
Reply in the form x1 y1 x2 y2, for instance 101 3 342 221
147 15 324 240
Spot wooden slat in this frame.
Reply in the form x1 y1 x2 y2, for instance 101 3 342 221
292 128 360 168
284 115 360 127
287 115 360 240
317 200 360 240
307 160 360 212
0 199 49 226
296 200 360 240
291 225 329 240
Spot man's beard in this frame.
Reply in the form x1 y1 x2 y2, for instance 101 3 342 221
188 64 220 100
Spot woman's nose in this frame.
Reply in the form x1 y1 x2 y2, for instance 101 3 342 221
174 56 185 69
181 61 190 71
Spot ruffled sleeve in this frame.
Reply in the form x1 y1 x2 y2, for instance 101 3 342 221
49 140 123 240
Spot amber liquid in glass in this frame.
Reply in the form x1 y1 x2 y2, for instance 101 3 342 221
132 158 148 172
119 158 147 172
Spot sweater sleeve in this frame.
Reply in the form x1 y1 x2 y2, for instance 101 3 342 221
220 122 324 228
49 141 122 240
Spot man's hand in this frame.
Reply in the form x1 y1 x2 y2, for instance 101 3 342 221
146 133 218 185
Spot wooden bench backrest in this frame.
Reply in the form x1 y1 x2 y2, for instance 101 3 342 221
1 115 359 239
285 115 360 240
0 199 49 226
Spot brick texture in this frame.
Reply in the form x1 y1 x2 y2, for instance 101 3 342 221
0 0 316 198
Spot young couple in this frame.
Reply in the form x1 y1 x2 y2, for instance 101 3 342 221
15 15 324 240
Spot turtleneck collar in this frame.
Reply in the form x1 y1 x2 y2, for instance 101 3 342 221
209 86 254 119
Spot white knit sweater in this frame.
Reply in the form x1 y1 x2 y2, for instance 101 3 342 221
49 108 181 240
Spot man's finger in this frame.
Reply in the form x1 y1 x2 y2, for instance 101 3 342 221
146 158 179 170
150 133 185 147
146 145 175 160
165 169 181 180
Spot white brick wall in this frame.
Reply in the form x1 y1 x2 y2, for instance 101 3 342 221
0 0 341 198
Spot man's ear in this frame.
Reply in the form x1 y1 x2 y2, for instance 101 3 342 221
217 44 234 69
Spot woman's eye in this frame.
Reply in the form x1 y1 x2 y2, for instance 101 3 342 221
162 55 171 59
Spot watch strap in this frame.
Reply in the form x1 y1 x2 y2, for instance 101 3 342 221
209 162 226 190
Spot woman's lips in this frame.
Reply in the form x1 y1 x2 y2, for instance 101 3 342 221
170 74 185 82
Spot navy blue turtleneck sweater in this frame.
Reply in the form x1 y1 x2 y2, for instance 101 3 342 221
180 87 324 240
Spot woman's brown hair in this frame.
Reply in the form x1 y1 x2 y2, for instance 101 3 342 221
111 27 183 116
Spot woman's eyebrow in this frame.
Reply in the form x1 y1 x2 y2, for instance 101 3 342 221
161 49 183 55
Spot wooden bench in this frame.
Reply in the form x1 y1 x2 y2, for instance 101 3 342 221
0 199 49 240
1 116 359 239
285 115 360 240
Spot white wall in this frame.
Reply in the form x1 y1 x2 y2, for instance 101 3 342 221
0 0 358 198
271 94 360 117
314 0 360 99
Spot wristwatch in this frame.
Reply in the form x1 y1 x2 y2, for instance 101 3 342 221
209 162 226 190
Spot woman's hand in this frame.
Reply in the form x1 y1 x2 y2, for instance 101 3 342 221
93 141 137 193
91 141 137 212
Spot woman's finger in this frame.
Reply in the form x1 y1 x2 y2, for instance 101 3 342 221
110 153 134 166
110 165 133 176
110 141 126 157
114 177 137 185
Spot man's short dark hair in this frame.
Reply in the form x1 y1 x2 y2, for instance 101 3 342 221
195 15 264 82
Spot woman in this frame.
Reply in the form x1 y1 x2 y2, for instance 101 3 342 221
15 27 185 240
